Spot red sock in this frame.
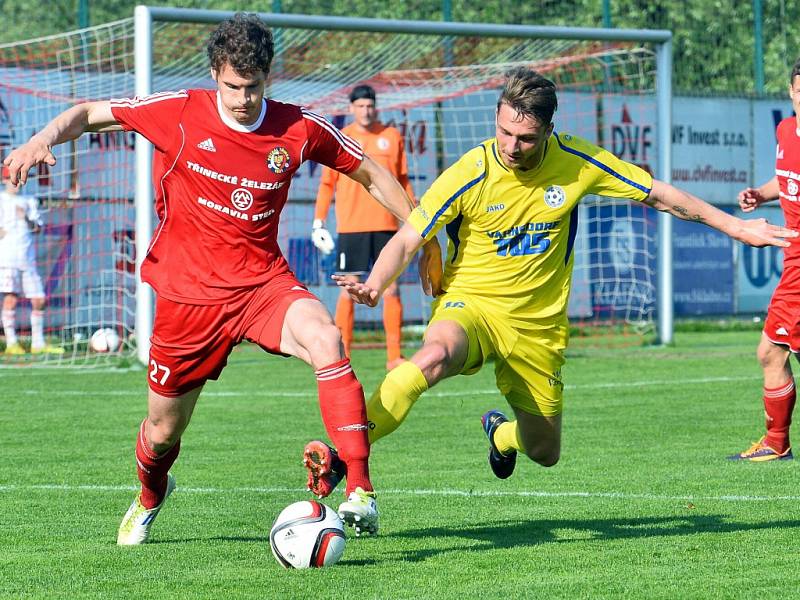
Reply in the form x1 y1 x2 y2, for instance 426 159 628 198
763 380 796 453
135 419 181 509
316 359 372 494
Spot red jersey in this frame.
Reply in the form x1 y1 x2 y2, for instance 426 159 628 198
776 116 800 265
110 90 363 303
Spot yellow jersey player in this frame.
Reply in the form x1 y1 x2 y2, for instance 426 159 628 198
302 67 796 491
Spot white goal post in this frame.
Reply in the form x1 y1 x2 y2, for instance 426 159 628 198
133 6 673 364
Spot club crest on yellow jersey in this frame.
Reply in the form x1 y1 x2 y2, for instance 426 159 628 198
543 185 566 208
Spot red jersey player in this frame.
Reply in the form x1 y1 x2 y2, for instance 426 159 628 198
729 58 800 462
312 85 414 370
3 13 441 541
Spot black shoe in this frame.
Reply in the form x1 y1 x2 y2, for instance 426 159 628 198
481 410 517 479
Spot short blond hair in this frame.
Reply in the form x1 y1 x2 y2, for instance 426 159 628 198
498 67 558 125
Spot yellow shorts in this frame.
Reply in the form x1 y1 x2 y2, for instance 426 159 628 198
429 292 566 417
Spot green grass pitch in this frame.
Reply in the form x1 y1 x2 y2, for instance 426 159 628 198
1 330 796 598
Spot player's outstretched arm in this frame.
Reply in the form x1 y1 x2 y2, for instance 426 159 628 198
3 101 119 186
333 222 426 306
646 179 797 248
738 176 780 213
347 153 443 295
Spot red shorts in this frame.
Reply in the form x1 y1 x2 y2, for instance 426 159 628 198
764 264 800 352
147 272 317 396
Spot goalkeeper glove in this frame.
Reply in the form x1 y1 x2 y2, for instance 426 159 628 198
311 219 335 255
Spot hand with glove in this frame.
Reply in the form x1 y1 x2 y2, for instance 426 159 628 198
311 218 335 255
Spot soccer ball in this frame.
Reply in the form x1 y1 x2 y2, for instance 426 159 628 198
269 500 346 569
89 328 121 353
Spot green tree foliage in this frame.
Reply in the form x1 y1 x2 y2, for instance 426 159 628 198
0 0 797 95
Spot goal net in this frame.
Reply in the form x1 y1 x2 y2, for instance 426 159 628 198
0 12 666 366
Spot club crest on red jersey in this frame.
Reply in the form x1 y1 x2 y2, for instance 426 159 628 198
267 147 291 174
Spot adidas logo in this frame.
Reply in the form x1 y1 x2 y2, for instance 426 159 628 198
197 137 216 152
776 327 789 336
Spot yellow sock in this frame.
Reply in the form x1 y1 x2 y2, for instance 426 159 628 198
367 361 429 443
493 420 524 455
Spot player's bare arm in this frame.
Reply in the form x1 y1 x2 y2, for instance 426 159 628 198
417 236 443 297
346 154 443 295
646 179 798 248
334 222 425 306
738 176 780 212
3 101 120 186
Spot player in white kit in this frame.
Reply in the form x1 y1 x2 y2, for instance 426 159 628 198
0 167 63 355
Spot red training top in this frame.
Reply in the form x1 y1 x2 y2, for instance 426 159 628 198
776 116 800 266
111 90 363 303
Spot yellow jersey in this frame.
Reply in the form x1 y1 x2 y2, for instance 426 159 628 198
408 133 653 323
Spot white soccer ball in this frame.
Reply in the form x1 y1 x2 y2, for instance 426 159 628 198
269 500 346 569
89 328 121 353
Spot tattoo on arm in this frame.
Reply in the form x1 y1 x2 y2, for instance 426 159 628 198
671 204 706 223
671 205 689 217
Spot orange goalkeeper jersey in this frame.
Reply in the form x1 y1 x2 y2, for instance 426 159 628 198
314 122 414 233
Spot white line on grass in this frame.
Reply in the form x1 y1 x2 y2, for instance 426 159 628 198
10 374 762 398
0 482 796 502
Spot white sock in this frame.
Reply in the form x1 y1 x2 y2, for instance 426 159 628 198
2 309 18 345
31 309 45 348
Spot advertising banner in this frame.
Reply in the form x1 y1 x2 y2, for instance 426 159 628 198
672 216 734 315
737 205 785 313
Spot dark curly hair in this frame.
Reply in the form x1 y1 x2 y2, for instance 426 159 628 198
207 13 274 76
792 57 800 84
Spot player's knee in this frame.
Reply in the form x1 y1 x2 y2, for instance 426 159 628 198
527 450 560 467
756 345 771 367
522 442 560 467
535 452 560 467
147 421 181 453
414 342 454 381
306 321 344 359
757 341 788 371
